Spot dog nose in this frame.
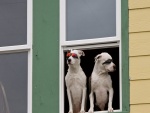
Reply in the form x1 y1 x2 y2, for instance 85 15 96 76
67 59 71 63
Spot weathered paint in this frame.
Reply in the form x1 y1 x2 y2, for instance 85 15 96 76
129 0 150 113
33 0 59 113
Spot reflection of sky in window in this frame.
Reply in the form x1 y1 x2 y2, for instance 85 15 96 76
0 52 27 113
0 0 27 46
66 0 116 41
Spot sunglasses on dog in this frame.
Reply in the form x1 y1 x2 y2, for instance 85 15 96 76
66 52 78 59
102 59 113 65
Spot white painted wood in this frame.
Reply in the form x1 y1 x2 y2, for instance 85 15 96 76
28 50 32 113
27 0 33 47
59 47 65 113
60 0 66 46
63 42 119 50
61 37 120 46
0 45 30 54
93 110 122 113
119 33 122 112
27 0 33 113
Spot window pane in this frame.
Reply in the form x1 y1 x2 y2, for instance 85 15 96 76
0 0 27 46
0 52 27 113
66 0 116 41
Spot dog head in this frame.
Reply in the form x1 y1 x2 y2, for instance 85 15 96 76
66 49 85 65
95 52 116 72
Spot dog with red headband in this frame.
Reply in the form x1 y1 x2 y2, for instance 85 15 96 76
65 49 86 113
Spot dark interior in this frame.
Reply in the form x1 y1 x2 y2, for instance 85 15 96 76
64 47 120 112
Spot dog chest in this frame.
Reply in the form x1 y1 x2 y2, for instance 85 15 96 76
91 74 111 91
66 74 86 88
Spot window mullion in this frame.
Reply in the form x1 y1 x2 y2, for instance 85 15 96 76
0 45 31 54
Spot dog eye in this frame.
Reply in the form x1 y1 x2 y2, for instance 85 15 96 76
66 53 71 57
103 59 113 65
72 53 78 59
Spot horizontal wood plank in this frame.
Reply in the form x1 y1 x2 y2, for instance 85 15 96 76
130 55 150 80
129 0 150 9
129 32 150 56
130 104 150 113
130 80 150 104
129 8 150 33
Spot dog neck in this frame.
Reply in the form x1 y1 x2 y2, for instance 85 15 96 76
93 61 108 76
68 64 81 74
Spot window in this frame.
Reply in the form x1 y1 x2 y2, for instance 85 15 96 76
0 0 32 113
60 0 129 113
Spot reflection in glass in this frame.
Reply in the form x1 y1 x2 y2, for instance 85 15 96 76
66 0 116 41
0 82 10 113
0 52 27 113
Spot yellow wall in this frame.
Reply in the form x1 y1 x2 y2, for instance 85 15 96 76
129 0 150 113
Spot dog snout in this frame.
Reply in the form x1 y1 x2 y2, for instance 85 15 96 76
67 58 71 63
113 65 116 70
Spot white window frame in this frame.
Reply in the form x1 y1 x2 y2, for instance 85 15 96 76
0 0 33 113
59 0 122 113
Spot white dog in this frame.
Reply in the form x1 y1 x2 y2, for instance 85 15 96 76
88 52 116 113
65 49 87 113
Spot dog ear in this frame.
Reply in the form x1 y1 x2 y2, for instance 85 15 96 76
78 50 85 56
95 54 101 62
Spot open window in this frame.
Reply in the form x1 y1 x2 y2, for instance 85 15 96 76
60 0 129 113
63 45 120 113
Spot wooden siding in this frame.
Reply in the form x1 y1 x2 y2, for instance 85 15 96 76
33 0 59 113
129 32 150 56
129 8 150 33
130 80 150 104
129 0 150 113
130 104 150 113
130 56 150 80
129 0 150 9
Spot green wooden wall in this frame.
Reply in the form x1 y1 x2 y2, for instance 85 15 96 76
33 0 59 113
121 0 130 112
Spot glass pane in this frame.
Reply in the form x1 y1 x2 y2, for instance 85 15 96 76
0 0 27 46
66 0 116 41
0 52 27 113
